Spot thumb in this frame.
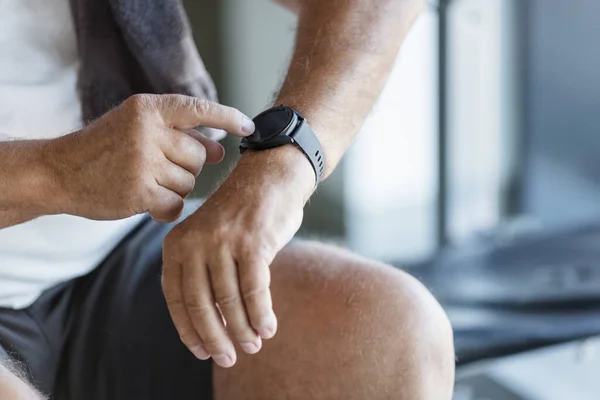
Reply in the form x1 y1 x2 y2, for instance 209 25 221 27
184 129 225 165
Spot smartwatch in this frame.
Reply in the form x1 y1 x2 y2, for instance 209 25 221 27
239 105 326 186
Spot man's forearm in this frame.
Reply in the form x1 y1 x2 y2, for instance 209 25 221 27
240 0 424 188
0 140 58 228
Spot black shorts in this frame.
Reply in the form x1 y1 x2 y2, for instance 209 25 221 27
0 206 213 399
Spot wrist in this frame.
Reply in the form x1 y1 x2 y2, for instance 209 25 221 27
31 139 72 216
1 140 65 218
271 98 342 178
234 144 316 203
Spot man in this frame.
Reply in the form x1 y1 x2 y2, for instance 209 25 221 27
0 0 454 398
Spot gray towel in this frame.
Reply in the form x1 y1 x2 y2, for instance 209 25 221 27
69 0 220 137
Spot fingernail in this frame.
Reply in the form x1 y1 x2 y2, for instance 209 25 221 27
240 340 261 354
190 345 210 360
241 116 255 135
258 315 277 339
212 353 235 368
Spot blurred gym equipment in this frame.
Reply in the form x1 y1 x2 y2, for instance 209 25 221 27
409 222 600 399
425 0 600 398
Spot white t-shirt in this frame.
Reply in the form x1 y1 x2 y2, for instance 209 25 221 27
0 0 145 309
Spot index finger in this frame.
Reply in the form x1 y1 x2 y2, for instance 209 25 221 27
158 95 255 137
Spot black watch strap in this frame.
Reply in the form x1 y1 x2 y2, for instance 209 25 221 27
291 119 326 184
240 105 326 187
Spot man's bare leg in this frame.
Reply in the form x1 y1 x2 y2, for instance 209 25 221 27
214 241 455 400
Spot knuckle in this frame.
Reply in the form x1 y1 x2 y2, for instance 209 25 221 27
172 130 188 148
177 232 200 253
184 296 212 319
126 93 154 112
125 176 150 205
162 199 185 222
162 233 178 254
179 330 201 348
182 174 196 195
167 94 189 113
173 196 186 212
241 286 270 304
168 223 187 242
201 337 228 354
182 136 207 166
193 99 212 116
237 241 257 260
138 177 156 199
163 230 185 255
165 295 185 311
214 292 241 311
211 226 230 243
194 142 207 164
261 232 279 256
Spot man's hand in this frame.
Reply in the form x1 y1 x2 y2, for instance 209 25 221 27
42 94 254 222
162 0 423 369
162 146 314 368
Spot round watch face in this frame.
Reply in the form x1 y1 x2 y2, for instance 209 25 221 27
247 107 295 142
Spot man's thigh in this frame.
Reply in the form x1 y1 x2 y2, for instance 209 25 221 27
55 202 213 400
213 240 455 400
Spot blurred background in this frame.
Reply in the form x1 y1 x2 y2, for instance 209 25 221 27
184 0 600 398
187 0 600 261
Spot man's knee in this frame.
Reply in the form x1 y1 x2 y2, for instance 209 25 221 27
273 240 455 398
368 262 455 398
